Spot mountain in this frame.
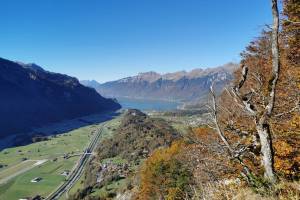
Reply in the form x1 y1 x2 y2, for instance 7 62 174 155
80 80 102 89
0 57 121 140
84 63 237 103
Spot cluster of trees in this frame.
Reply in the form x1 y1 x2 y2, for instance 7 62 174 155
97 109 179 162
134 0 299 199
135 140 193 200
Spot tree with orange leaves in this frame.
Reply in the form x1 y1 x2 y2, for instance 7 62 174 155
205 0 299 185
135 140 193 200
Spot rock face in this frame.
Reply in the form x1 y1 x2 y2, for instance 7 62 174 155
83 63 237 102
0 57 121 139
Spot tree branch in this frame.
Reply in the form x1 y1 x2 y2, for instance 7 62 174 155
284 19 300 25
230 65 257 115
209 84 254 183
275 100 300 117
266 0 280 117
210 84 234 153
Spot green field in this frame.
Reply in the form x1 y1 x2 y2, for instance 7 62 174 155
0 125 98 169
0 157 78 200
0 123 102 200
90 178 128 199
60 117 122 199
0 160 37 181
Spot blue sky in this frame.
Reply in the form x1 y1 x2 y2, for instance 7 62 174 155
0 0 272 82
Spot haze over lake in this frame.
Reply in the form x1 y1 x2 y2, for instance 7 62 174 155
117 97 181 111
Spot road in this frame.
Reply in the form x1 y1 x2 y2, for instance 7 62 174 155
45 125 103 200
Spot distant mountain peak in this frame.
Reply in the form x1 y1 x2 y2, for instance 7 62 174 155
83 62 238 102
138 71 160 76
115 62 238 83
136 71 161 82
162 70 187 81
80 80 101 88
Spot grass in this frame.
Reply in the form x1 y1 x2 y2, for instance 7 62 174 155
0 157 78 200
99 117 122 140
0 160 37 180
195 180 300 200
91 179 128 198
101 156 128 165
147 112 198 136
0 125 97 169
0 123 103 200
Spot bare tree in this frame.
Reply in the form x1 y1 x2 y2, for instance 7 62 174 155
206 0 280 184
255 0 280 183
208 84 253 183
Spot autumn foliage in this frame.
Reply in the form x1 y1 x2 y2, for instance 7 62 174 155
135 140 193 200
189 127 242 182
135 1 299 199
215 0 300 180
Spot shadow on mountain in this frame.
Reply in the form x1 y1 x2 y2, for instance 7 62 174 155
0 57 121 150
0 111 120 151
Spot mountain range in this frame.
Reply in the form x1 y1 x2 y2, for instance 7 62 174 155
0 57 120 140
81 62 237 102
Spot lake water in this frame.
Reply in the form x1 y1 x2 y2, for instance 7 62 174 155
117 97 181 111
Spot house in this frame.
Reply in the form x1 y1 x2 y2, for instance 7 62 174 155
31 177 43 183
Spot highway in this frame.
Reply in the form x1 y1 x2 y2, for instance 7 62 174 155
45 125 103 200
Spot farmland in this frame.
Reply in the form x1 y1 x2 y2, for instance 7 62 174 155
0 122 104 200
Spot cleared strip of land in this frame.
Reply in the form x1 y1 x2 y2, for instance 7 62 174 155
0 159 47 185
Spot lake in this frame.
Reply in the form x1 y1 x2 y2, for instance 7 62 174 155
117 97 181 111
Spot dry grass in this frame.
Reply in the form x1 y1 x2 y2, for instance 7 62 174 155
191 180 300 200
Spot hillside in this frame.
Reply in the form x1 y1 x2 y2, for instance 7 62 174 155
0 57 121 141
70 109 180 199
82 63 237 102
97 109 179 161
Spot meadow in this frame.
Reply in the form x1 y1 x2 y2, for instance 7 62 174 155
0 124 101 200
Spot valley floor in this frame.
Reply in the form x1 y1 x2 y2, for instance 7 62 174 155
0 113 121 200
0 109 209 200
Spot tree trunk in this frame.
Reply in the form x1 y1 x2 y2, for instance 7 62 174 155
256 122 277 183
253 0 279 184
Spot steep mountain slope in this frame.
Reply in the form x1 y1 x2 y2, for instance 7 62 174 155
84 63 237 102
0 57 121 139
